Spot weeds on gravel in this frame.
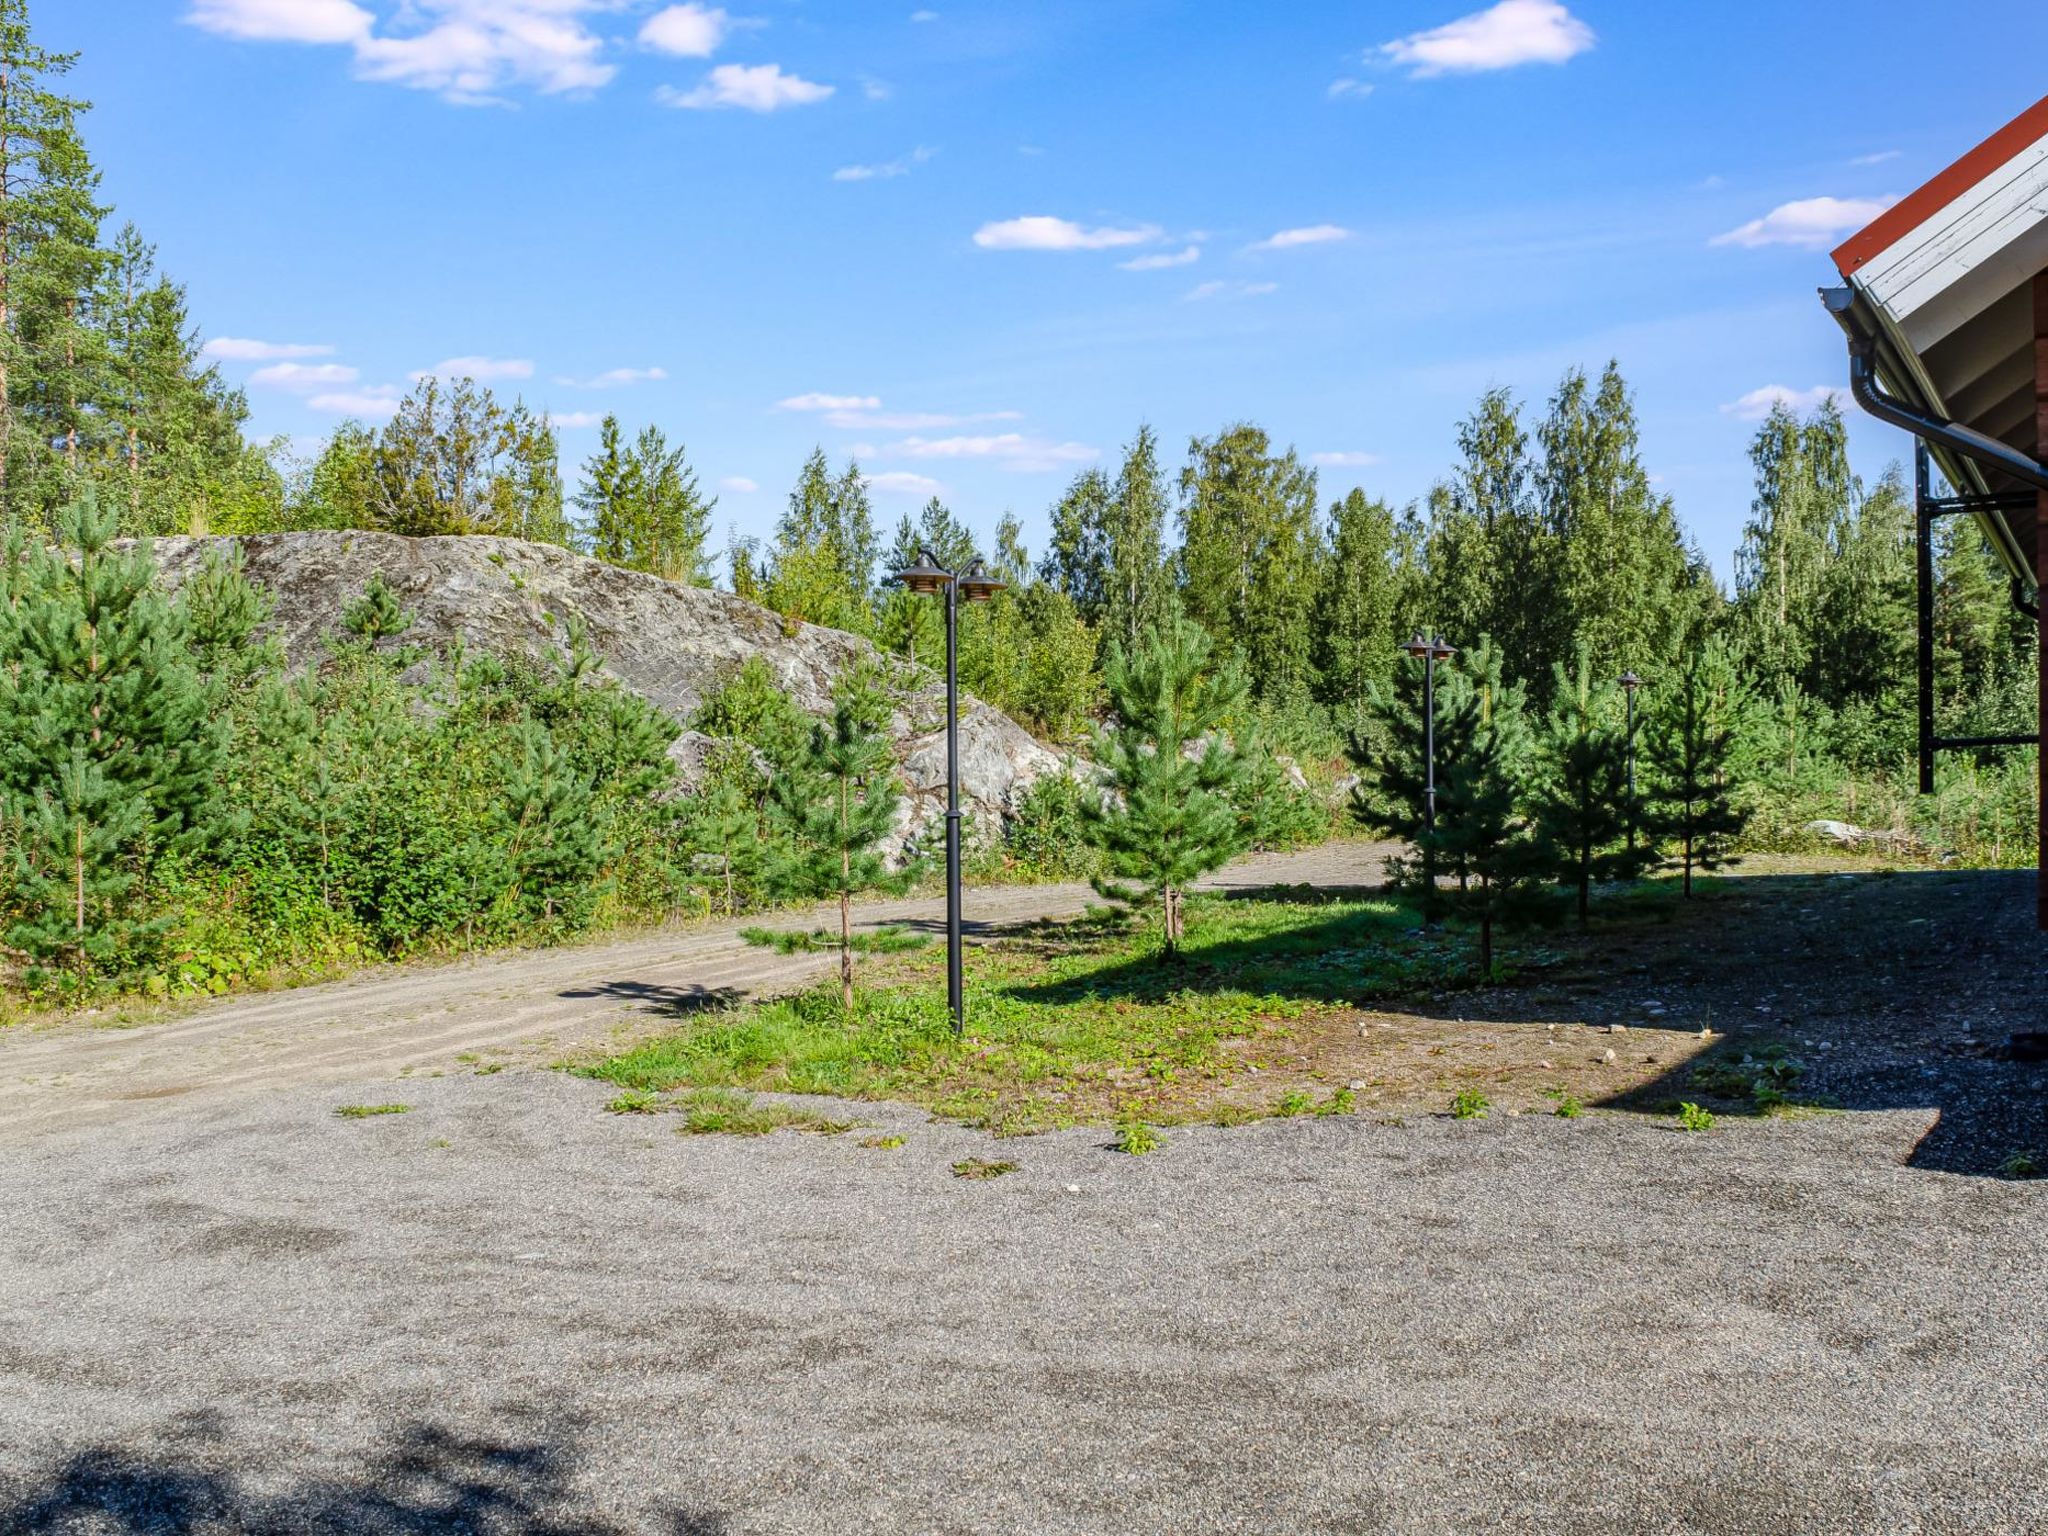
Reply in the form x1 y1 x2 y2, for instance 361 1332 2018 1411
1688 1045 1807 1114
1548 1090 1583 1119
1677 1102 1715 1133
334 1103 411 1119
952 1158 1018 1179
861 1134 906 1149
1115 1121 1165 1155
1998 1149 2040 1179
583 892 1458 1133
1450 1088 1489 1120
673 1088 854 1137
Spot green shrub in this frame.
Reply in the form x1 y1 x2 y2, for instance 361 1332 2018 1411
1450 1087 1489 1120
1115 1121 1165 1155
1677 1101 1714 1133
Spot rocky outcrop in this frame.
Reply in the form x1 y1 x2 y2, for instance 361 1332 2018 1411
150 531 1069 842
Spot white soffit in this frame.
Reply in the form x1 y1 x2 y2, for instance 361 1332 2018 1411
1853 129 2048 352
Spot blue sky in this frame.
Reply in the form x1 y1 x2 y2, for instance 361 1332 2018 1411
65 1 2048 579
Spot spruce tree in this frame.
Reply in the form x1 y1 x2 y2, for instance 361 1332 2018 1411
1645 643 1752 897
1528 650 1635 927
688 742 764 917
1314 487 1400 725
762 667 905 1010
1082 609 1252 956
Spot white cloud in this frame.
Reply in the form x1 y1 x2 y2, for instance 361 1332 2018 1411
1710 195 1897 250
1119 245 1200 271
861 77 893 101
186 0 371 44
558 366 669 388
1380 0 1594 77
909 9 938 20
1721 385 1846 420
1252 224 1351 251
778 392 882 412
309 385 405 418
550 410 605 428
1312 451 1381 467
865 470 943 495
412 355 535 382
639 3 728 58
659 63 833 112
191 0 617 102
886 433 1096 472
1327 78 1373 99
201 337 337 362
972 216 1161 252
833 146 935 182
719 475 760 493
1185 280 1279 301
251 361 360 391
1851 149 1902 166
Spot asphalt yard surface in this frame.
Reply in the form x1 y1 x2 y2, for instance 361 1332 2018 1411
1 846 2043 1534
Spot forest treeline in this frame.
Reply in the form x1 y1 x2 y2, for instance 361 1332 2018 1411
1 0 2035 879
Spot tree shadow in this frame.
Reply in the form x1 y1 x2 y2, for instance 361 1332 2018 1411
1004 865 2048 1178
556 981 744 1019
0 1414 725 1533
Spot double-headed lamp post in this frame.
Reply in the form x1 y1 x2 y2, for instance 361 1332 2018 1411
891 547 1004 1036
1619 671 1643 855
1402 633 1455 916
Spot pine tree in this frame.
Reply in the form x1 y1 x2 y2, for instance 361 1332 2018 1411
0 5 103 523
1528 650 1635 927
501 721 600 924
1347 651 1477 923
576 414 635 560
1645 643 1752 897
762 667 905 1010
0 492 222 974
1082 609 1253 956
688 741 764 917
341 573 413 645
1430 637 1539 972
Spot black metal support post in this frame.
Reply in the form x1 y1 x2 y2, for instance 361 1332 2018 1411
1916 442 1937 794
1422 647 1438 840
1625 687 1638 853
943 577 963 1037
891 546 1001 1039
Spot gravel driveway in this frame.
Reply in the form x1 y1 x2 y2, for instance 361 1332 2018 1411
1 844 2043 1533
2 1069 2043 1534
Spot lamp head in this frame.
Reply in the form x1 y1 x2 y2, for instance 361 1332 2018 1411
957 557 1005 605
892 546 950 597
1619 671 1642 693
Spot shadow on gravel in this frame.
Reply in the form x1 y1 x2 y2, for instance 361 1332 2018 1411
558 981 742 1019
0 1417 724 1534
1017 866 2048 1179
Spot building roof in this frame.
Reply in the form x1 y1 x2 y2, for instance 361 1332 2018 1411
1827 93 2048 582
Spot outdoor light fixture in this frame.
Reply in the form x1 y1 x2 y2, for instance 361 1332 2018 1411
1402 634 1454 920
1619 672 1643 854
890 546 1008 1036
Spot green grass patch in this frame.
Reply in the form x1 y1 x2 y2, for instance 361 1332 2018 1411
334 1102 411 1119
739 924 932 956
673 1087 854 1137
582 891 1461 1133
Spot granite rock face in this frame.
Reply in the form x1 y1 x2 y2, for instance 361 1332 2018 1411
150 531 1068 844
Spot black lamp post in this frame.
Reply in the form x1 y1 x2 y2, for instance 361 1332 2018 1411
1401 633 1455 913
890 546 1004 1035
1619 671 1643 855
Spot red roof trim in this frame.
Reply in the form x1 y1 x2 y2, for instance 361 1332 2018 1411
1832 93 2048 278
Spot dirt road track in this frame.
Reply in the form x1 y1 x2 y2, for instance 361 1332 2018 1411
0 843 1389 1141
